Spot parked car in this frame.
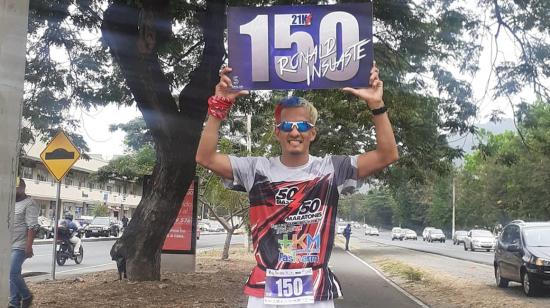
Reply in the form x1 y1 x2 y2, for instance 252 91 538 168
365 227 380 236
76 215 94 229
422 227 435 241
391 227 404 241
198 221 210 231
85 216 120 238
453 230 468 245
494 220 550 296
35 216 54 239
369 227 380 236
427 229 446 243
404 229 418 240
463 229 495 252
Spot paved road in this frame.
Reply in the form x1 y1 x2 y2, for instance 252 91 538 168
330 247 425 308
24 233 245 280
355 229 494 265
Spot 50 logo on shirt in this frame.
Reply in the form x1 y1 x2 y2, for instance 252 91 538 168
275 187 299 205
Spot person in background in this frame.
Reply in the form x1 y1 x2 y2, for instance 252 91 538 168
9 178 40 308
122 215 129 229
343 224 352 251
61 213 82 255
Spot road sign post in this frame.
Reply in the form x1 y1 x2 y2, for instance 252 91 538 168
51 182 61 280
40 130 81 280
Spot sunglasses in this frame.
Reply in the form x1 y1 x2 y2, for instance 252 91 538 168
276 121 315 132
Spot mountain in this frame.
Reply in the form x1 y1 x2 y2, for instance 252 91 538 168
449 118 516 164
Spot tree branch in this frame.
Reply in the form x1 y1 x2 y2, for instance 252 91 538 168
178 0 226 118
101 2 179 143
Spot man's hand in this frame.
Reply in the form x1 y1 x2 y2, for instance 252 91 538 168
25 246 34 259
215 67 249 101
342 64 384 110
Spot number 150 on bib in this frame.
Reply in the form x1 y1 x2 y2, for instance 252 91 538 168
227 3 373 90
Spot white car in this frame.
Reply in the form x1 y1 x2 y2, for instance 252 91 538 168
337 223 347 234
427 229 446 243
365 227 379 236
422 227 435 241
391 227 404 240
463 229 496 252
404 229 417 240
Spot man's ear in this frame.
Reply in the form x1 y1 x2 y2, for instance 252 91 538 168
309 127 317 142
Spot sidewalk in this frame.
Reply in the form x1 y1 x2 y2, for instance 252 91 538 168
330 244 426 308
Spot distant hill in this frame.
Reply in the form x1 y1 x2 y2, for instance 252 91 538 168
449 118 516 164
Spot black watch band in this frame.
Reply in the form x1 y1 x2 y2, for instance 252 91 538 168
371 106 387 115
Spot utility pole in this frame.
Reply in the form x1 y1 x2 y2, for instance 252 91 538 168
0 0 30 300
246 114 252 155
452 177 456 237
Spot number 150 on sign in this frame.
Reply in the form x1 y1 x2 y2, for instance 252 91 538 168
227 4 373 90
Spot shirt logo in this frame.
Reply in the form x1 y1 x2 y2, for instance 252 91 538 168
275 187 299 205
285 198 323 224
278 233 320 264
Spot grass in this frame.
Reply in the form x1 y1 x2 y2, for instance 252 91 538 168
377 260 425 282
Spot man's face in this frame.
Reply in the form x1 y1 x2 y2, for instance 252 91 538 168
16 185 25 198
275 107 316 156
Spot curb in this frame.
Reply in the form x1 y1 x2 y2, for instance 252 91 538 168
362 236 493 267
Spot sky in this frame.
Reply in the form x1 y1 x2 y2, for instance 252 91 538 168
70 104 141 160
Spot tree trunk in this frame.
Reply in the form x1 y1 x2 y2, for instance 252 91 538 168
221 229 234 260
101 0 226 280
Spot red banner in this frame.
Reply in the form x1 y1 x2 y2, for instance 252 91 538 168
162 181 196 252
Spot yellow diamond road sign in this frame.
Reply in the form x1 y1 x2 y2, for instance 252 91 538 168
40 131 81 182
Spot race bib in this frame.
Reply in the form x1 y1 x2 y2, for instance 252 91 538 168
264 268 314 305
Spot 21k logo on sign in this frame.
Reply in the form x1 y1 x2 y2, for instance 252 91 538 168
291 13 312 26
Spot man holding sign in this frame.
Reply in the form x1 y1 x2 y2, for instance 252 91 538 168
196 63 397 307
197 3 397 307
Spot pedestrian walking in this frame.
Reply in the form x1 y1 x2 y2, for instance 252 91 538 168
9 178 40 308
343 224 352 251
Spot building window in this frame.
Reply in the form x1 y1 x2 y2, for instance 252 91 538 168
115 185 121 193
22 166 33 179
107 185 112 193
88 181 94 191
65 175 73 186
37 169 48 182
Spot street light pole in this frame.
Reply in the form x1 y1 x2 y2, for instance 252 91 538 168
246 114 252 155
452 177 456 237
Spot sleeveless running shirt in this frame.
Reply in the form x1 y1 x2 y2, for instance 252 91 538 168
225 155 361 301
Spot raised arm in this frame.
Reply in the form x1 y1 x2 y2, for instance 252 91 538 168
195 67 248 179
342 65 399 179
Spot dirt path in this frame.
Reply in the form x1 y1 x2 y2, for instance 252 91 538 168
28 248 255 308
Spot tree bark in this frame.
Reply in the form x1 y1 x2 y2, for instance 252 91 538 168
101 0 226 280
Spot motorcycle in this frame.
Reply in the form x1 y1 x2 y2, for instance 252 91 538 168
56 226 84 266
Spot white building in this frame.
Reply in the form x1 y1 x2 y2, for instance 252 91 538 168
20 143 142 220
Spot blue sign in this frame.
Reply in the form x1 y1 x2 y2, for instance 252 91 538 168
227 3 373 90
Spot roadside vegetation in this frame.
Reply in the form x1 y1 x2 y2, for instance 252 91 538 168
378 260 424 282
